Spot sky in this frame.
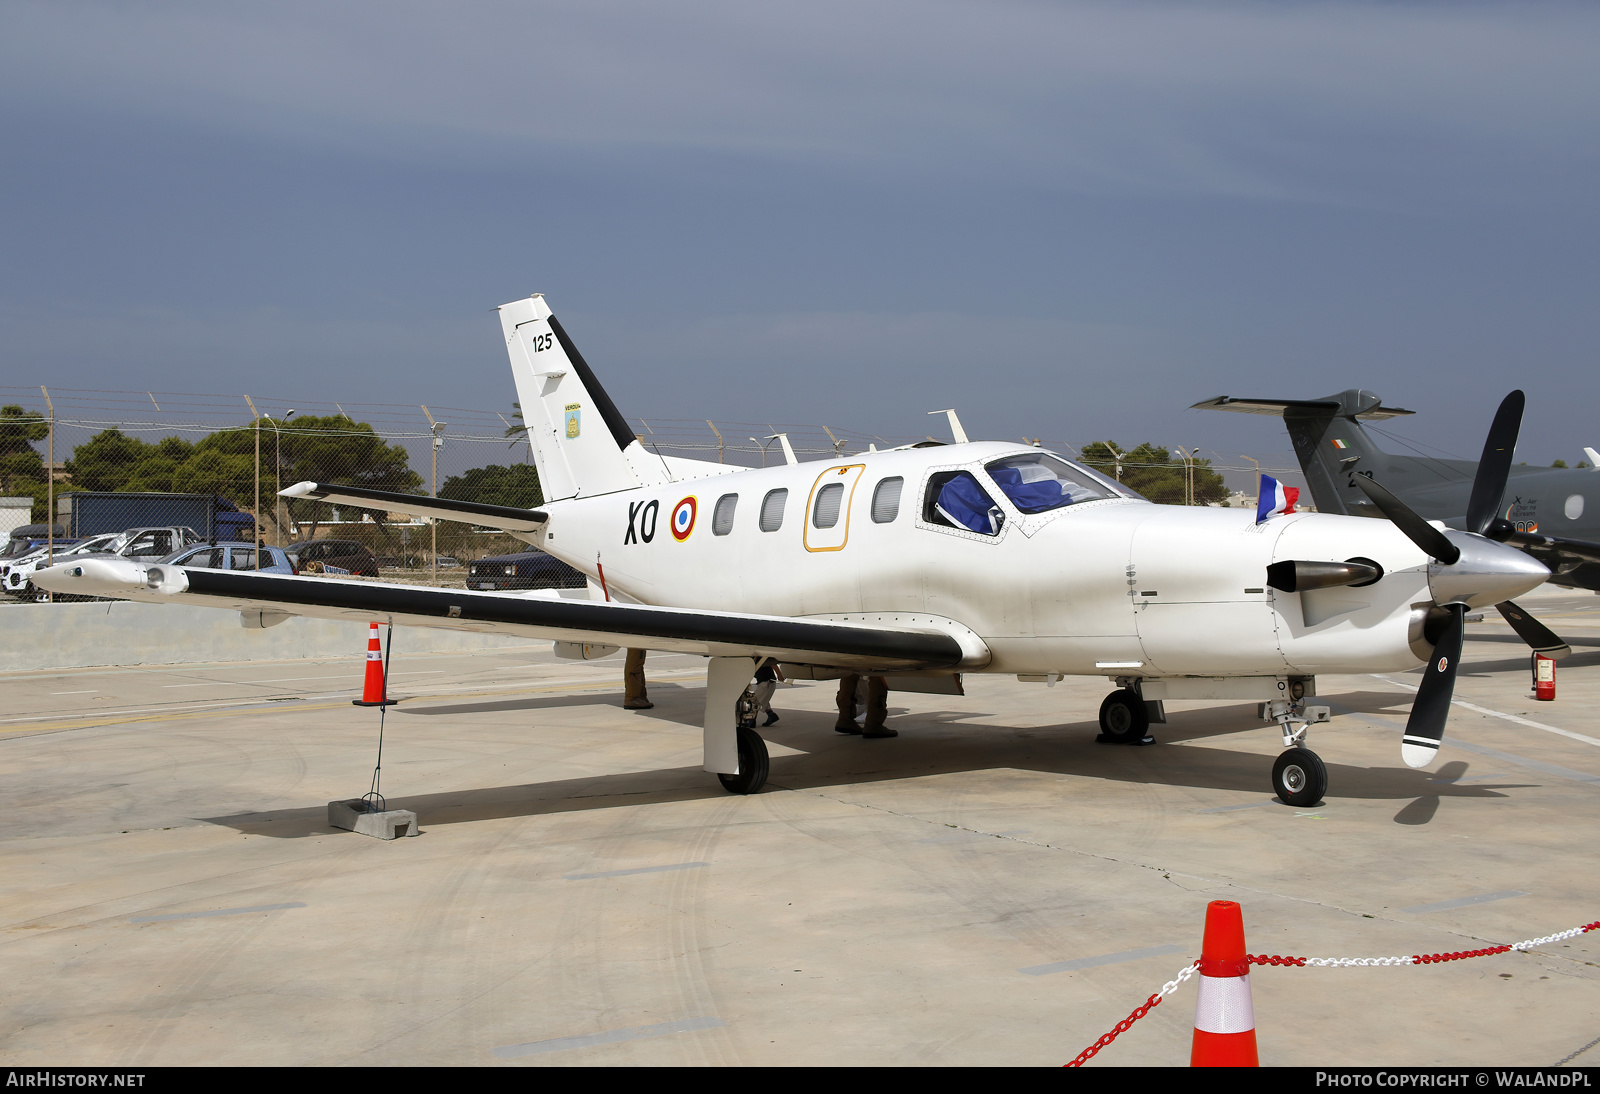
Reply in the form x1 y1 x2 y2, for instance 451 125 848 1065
2 0 1598 471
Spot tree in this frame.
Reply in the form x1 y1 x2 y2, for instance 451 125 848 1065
0 406 50 520
439 463 543 509
1079 441 1229 505
272 414 424 538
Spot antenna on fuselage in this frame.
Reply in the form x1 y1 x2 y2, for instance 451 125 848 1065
929 409 969 444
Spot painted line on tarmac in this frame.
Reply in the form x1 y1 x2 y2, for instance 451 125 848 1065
1443 738 1600 787
564 862 710 880
1370 674 1600 749
1402 890 1529 915
130 902 306 923
491 1016 724 1058
0 671 707 737
1019 943 1188 977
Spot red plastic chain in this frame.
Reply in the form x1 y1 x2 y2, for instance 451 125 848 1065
1065 992 1164 1068
1248 953 1306 967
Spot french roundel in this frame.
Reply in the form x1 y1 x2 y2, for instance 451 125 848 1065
670 497 697 541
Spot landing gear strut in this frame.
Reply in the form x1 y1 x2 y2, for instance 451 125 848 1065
1264 696 1330 806
1097 689 1154 745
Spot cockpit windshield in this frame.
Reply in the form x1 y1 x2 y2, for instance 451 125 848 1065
984 452 1136 514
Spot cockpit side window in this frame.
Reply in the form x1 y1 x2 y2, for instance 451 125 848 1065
984 453 1130 514
923 471 1005 535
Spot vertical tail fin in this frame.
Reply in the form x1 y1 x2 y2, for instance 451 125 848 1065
498 295 666 501
1192 390 1475 517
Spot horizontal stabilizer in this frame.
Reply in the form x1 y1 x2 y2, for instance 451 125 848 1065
279 481 547 532
1191 395 1415 421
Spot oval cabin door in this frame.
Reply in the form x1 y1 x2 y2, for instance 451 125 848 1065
804 464 866 552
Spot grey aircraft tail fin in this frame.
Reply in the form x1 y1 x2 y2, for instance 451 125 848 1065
1191 390 1473 517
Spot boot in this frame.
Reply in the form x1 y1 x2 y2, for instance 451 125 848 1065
623 648 653 710
861 676 896 738
834 674 862 733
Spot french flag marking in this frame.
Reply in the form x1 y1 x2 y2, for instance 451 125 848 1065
1256 474 1299 523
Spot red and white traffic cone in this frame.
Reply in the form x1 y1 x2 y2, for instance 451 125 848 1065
352 622 393 707
1191 900 1259 1067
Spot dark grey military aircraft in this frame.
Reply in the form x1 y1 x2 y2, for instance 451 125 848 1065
1194 388 1596 658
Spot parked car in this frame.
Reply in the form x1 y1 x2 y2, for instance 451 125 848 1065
5 527 203 599
2 533 118 597
158 542 306 575
467 549 587 591
1 525 71 560
283 539 379 577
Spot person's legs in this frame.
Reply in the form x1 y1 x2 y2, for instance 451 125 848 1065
861 675 895 738
623 648 653 709
835 674 862 733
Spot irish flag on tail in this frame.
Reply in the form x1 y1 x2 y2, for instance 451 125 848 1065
1256 474 1299 523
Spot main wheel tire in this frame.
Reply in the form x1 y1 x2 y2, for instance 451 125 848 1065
1098 690 1149 743
1272 747 1327 807
717 726 770 795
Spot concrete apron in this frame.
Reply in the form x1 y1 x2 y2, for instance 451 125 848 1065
0 601 542 672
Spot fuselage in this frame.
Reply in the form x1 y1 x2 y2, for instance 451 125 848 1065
532 442 1443 679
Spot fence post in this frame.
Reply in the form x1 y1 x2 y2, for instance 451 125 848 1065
40 386 53 603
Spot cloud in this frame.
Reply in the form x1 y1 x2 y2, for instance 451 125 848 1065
5 1 1598 206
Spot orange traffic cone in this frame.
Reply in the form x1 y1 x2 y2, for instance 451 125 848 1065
352 622 394 707
1191 900 1259 1066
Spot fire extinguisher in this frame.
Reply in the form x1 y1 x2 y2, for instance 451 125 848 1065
1533 653 1556 701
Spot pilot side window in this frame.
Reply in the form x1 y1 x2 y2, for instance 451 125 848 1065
712 493 738 536
923 471 1005 536
812 482 844 528
871 477 903 523
759 489 787 532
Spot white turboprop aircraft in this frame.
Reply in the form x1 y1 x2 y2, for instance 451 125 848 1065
36 295 1559 806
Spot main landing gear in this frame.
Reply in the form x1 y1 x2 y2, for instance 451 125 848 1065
717 688 770 795
1097 689 1155 745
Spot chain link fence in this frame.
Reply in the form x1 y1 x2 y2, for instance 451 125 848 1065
0 386 1307 588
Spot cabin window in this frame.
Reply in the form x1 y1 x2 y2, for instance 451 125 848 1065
924 471 1004 535
812 482 845 529
984 453 1126 514
229 549 258 571
713 493 738 536
871 477 903 523
184 548 223 569
759 488 788 532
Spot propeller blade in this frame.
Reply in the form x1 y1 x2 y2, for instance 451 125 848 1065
1466 390 1524 536
1495 600 1571 659
1350 474 1461 564
1402 603 1465 768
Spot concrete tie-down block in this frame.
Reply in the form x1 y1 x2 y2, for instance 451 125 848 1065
327 799 418 840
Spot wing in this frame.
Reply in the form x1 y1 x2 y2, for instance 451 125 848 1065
35 559 985 672
279 481 547 533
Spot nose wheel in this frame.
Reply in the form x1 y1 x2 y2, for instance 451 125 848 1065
1272 747 1326 807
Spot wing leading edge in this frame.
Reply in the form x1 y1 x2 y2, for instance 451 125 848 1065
35 559 981 672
